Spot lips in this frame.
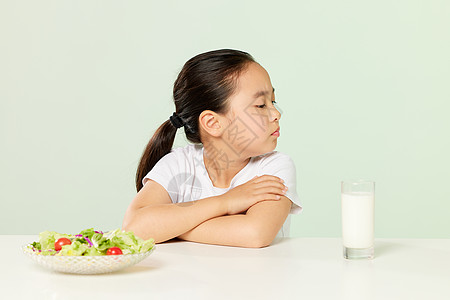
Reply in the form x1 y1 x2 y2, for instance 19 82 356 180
271 127 280 136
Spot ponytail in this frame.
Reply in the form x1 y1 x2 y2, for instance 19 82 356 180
135 120 177 192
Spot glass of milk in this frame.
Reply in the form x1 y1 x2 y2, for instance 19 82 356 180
341 180 375 259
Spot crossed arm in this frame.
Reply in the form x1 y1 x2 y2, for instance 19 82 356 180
122 177 292 248
178 197 291 247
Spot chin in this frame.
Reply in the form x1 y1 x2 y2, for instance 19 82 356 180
259 145 277 156
246 141 277 157
269 140 278 150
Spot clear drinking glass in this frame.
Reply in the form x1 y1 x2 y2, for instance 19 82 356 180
341 180 375 259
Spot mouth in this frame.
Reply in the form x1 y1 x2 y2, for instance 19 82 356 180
271 127 280 137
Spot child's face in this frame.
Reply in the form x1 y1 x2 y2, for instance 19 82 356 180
222 62 282 157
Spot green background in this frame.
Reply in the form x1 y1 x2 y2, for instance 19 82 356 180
1 0 449 238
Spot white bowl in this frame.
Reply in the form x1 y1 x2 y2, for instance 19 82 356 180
23 244 155 275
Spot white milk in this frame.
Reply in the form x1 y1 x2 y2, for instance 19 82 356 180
341 192 374 249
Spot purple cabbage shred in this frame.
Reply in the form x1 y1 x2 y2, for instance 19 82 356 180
85 237 94 247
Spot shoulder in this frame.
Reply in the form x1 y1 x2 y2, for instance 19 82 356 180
253 151 302 214
159 143 202 164
142 143 202 187
152 143 204 177
253 151 296 170
173 143 202 156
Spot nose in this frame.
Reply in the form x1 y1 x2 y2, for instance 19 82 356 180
269 105 281 122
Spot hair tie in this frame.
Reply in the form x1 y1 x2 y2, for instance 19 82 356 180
169 112 185 129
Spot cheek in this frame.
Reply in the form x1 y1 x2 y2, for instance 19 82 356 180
244 110 269 133
222 114 265 147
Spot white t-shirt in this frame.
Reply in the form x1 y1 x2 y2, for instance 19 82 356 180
143 144 302 237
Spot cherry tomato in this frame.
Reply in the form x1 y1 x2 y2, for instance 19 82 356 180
55 238 72 251
106 247 123 255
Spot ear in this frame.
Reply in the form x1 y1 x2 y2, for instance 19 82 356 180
199 110 225 137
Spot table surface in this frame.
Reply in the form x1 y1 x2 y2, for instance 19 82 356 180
1 235 450 300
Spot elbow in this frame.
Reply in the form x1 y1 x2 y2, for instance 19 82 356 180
122 208 138 236
121 222 141 239
245 225 276 248
252 236 274 249
121 217 150 241
248 241 271 249
122 209 153 241
122 223 156 242
121 216 132 232
122 214 138 236
122 219 171 244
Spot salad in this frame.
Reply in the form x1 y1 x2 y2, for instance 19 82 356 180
27 228 155 256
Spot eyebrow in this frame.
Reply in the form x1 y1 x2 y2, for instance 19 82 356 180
253 87 275 99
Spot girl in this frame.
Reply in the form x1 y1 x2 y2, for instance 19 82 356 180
122 49 302 248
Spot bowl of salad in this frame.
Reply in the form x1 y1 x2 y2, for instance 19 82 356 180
23 228 155 274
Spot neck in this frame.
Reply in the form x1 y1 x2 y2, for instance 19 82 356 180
202 142 250 188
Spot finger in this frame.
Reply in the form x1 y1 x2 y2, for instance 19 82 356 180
257 193 281 201
253 180 287 191
254 186 287 196
252 175 284 184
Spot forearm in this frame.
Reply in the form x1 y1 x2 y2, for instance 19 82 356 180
122 196 227 243
178 197 292 248
178 214 263 248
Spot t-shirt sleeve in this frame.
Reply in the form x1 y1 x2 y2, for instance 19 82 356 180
141 151 179 203
258 152 302 214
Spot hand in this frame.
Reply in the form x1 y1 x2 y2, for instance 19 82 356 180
219 175 288 215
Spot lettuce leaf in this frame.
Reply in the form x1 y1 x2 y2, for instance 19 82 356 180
32 228 154 256
38 231 72 251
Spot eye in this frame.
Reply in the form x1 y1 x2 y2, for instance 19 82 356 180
256 101 277 109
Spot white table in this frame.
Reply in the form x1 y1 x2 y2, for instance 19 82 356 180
1 236 449 300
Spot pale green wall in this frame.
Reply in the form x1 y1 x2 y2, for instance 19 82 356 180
1 1 449 237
